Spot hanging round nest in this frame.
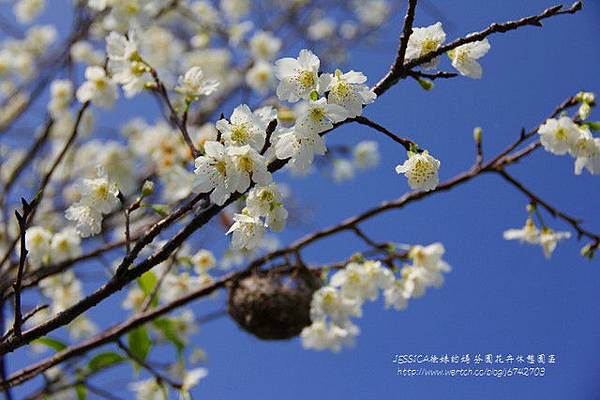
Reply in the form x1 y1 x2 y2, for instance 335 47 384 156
227 268 321 340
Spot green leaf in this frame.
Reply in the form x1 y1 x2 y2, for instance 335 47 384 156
128 326 152 369
75 384 87 400
153 318 185 354
137 271 159 307
88 351 126 373
149 204 170 217
32 336 67 352
583 121 600 131
137 271 157 296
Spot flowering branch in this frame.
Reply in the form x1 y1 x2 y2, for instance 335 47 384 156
0 101 90 272
0 0 594 395
496 170 600 249
375 1 583 95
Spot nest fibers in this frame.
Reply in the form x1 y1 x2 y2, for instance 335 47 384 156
227 268 322 340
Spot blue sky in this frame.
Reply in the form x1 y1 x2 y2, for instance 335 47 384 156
4 0 600 399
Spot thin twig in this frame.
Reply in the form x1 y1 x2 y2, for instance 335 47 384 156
353 116 417 151
116 340 182 390
149 69 200 158
12 199 33 337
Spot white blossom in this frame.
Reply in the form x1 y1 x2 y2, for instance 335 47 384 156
122 287 146 311
383 279 411 311
295 98 349 135
309 286 362 325
162 272 205 303
395 150 441 192
65 174 119 237
503 218 540 244
330 261 394 301
70 41 104 66
216 104 266 150
321 69 376 117
408 243 451 288
176 66 220 100
50 228 81 264
106 30 150 98
192 249 216 275
447 39 491 79
353 0 389 27
540 227 571 259
40 271 83 313
245 61 276 95
246 184 288 232
65 204 104 238
406 22 446 69
353 140 380 169
193 141 237 206
181 368 209 393
274 128 327 173
307 18 336 41
76 66 118 108
75 175 120 214
227 145 272 193
409 243 449 271
332 159 354 182
538 116 580 156
397 265 430 298
220 0 250 20
68 316 97 340
161 165 197 202
25 226 52 268
48 80 73 117
300 319 359 352
275 49 324 102
249 31 282 61
14 0 45 24
226 212 266 250
571 127 600 175
129 378 166 400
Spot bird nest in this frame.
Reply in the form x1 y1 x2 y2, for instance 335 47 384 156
227 268 321 340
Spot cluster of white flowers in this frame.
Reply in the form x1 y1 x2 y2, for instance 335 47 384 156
48 80 74 118
302 243 451 352
106 30 152 98
270 49 376 174
13 0 46 24
407 22 491 79
123 248 217 310
537 94 599 175
504 217 571 259
245 31 282 94
39 271 97 339
192 105 274 205
0 25 56 94
226 183 289 251
65 171 120 237
25 227 81 269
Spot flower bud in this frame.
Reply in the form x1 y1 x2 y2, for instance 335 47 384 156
417 78 434 91
142 180 155 196
473 127 483 143
578 103 591 120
